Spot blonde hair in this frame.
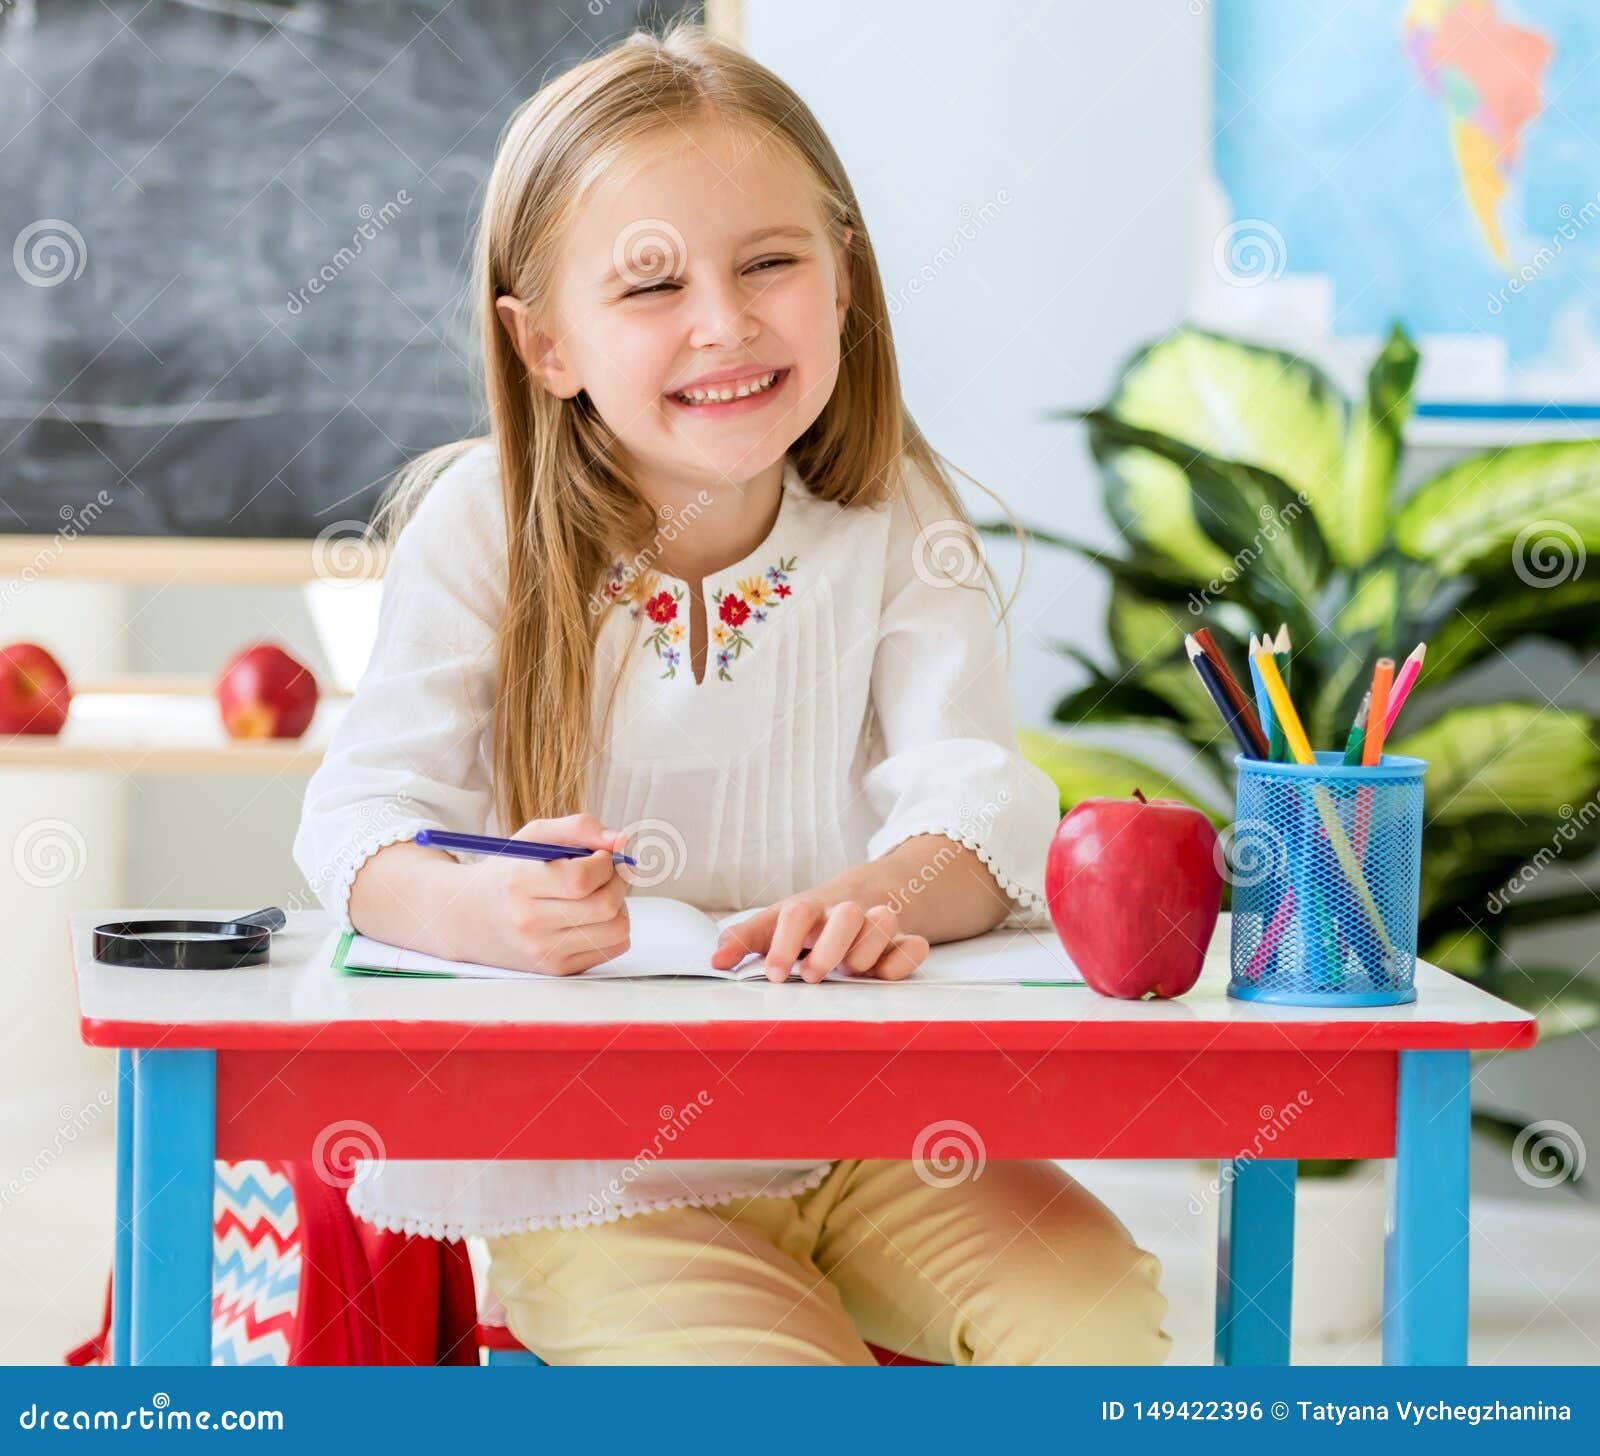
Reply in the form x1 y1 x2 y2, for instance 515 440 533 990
369 17 1023 835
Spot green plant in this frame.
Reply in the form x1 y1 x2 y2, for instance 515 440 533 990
995 324 1600 1187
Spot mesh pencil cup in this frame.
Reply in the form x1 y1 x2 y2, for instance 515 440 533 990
1226 750 1427 1007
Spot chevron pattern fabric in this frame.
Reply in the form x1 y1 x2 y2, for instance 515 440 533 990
212 1162 301 1366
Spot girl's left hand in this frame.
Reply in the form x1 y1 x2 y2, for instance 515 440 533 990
709 897 929 983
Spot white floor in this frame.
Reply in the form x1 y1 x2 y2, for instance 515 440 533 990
3 1126 1596 1366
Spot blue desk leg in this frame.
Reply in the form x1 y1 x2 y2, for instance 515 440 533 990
1384 1049 1470 1365
1214 1157 1296 1365
129 1049 215 1367
112 1050 134 1367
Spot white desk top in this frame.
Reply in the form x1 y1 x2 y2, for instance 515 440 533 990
68 908 1536 1054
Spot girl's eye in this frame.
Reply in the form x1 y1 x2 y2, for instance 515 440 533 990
625 281 679 298
622 258 793 299
746 257 794 275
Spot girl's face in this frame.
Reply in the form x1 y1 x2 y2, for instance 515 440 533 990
501 121 851 498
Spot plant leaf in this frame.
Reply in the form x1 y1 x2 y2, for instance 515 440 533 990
1089 326 1347 534
1492 886 1600 929
1053 676 1187 728
1416 574 1600 689
1107 578 1193 668
1390 704 1600 823
1089 423 1233 576
1017 728 1226 821
1416 813 1600 935
1337 324 1418 567
1394 440 1600 575
1084 413 1333 625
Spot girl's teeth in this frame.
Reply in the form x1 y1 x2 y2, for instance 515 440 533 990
675 370 780 404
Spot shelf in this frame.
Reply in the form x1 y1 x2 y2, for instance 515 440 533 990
0 689 348 775
0 534 387 586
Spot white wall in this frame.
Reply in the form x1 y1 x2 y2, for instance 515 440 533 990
746 0 1211 726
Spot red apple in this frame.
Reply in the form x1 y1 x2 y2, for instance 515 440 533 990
215 642 318 739
1045 788 1223 999
0 642 72 735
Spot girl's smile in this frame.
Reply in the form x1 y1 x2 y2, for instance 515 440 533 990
666 364 792 415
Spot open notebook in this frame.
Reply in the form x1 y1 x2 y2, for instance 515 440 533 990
333 895 1083 986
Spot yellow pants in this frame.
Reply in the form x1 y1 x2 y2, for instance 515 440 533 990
485 1158 1173 1366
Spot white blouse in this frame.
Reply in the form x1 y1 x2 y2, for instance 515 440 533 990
292 442 1061 1239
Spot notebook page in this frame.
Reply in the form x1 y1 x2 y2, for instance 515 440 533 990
340 897 727 979
916 926 1083 984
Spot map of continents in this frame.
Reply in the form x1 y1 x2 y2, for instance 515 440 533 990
1402 0 1552 265
1212 1 1600 396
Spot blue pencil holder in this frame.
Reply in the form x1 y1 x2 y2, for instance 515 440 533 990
1227 751 1427 1007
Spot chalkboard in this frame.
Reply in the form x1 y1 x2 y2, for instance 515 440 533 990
0 0 690 539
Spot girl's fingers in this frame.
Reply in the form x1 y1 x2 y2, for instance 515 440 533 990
709 905 777 969
515 846 617 901
512 813 626 853
765 898 823 982
799 901 866 981
841 904 898 976
709 900 927 983
867 933 928 981
550 907 632 972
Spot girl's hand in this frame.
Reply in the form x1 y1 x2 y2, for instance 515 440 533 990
450 813 631 976
709 896 929 983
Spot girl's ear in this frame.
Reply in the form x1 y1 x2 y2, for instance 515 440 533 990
495 294 583 399
835 224 854 333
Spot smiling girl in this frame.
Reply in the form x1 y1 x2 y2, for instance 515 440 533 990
293 20 1172 1366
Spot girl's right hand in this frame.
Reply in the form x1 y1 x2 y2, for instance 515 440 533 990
449 813 631 975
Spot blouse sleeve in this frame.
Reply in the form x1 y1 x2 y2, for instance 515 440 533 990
861 464 1061 930
291 444 506 933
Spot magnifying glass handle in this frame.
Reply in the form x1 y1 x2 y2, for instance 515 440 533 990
234 906 287 933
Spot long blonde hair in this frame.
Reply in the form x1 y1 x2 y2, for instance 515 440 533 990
369 18 1023 835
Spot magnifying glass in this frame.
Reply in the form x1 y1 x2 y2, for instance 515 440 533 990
93 906 287 970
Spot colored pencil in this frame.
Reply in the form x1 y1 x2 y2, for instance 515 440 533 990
1362 658 1395 767
1185 637 1268 759
1383 642 1427 736
1341 691 1371 766
1192 628 1269 757
1252 649 1315 764
1267 624 1291 761
1243 887 1296 980
1353 658 1394 861
1310 880 1343 989
1252 646 1395 956
1246 634 1274 747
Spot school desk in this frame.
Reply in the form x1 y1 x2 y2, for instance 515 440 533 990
69 907 1536 1368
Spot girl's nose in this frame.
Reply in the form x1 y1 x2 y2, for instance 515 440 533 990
687 274 759 350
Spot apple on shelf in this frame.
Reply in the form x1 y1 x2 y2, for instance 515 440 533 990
215 642 319 740
1045 788 1224 1000
0 642 72 735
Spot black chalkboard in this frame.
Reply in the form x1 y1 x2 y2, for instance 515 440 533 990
0 0 690 539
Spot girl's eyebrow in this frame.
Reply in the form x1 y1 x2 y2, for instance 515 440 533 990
595 224 814 287
735 224 814 245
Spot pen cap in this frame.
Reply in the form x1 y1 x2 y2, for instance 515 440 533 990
1225 751 1427 1007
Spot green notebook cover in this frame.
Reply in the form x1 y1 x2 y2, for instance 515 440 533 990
333 929 454 980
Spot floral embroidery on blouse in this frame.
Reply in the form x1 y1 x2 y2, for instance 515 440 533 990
606 554 796 683
608 564 688 678
710 555 795 681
